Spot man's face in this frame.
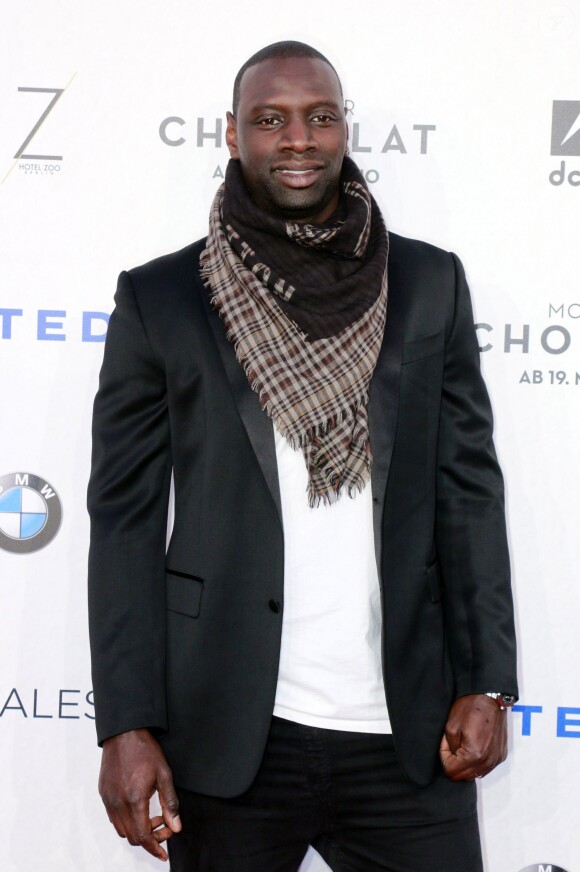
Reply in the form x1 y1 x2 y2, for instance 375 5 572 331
226 56 348 224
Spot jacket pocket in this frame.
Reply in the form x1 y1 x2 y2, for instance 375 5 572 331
425 561 442 603
166 570 204 618
402 330 444 365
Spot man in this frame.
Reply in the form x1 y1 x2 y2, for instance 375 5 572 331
88 41 518 871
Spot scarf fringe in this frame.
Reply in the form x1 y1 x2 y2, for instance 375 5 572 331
306 461 371 508
306 478 369 509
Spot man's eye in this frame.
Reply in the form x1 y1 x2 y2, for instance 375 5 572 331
312 114 335 124
257 117 282 127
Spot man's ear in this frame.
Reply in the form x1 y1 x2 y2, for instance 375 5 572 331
226 111 239 159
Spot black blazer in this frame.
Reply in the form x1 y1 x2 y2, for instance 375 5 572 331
87 233 517 796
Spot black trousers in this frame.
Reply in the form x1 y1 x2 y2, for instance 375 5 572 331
168 716 483 872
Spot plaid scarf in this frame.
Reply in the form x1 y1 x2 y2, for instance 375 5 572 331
200 157 388 506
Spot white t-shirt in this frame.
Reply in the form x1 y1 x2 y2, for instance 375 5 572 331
272 428 391 733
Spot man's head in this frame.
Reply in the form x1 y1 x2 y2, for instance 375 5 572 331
231 41 342 117
226 41 348 224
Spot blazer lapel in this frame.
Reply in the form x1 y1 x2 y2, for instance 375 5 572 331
198 274 283 525
368 267 405 577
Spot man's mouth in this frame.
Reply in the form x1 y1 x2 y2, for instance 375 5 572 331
273 164 324 187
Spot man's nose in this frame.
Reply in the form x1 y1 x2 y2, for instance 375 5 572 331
279 117 316 152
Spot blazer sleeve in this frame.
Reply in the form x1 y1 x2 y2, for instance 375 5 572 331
87 270 172 745
435 253 518 700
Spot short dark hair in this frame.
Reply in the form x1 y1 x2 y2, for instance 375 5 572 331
232 40 342 116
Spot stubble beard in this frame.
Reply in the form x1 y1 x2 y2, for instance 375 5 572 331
247 166 342 224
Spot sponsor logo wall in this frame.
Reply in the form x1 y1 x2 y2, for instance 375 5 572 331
1 2 578 871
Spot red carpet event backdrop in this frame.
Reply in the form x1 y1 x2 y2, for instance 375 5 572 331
1 2 578 870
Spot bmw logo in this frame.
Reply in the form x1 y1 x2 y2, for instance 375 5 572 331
519 866 569 872
0 472 62 554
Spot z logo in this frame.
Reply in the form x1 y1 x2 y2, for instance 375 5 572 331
14 87 64 160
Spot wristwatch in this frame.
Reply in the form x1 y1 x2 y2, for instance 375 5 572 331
484 692 517 710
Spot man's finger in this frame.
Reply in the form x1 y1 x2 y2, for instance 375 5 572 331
118 800 156 848
443 751 492 781
131 831 169 862
152 827 174 844
105 800 171 859
151 815 174 842
449 766 488 782
440 740 487 781
120 802 166 860
158 769 181 833
106 793 154 843
104 807 128 839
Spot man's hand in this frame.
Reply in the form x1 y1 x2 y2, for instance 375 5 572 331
439 694 508 781
99 728 181 862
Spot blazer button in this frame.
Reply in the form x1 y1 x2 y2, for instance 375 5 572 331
268 599 281 613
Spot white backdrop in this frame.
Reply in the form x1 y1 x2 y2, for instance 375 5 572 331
1 2 579 871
